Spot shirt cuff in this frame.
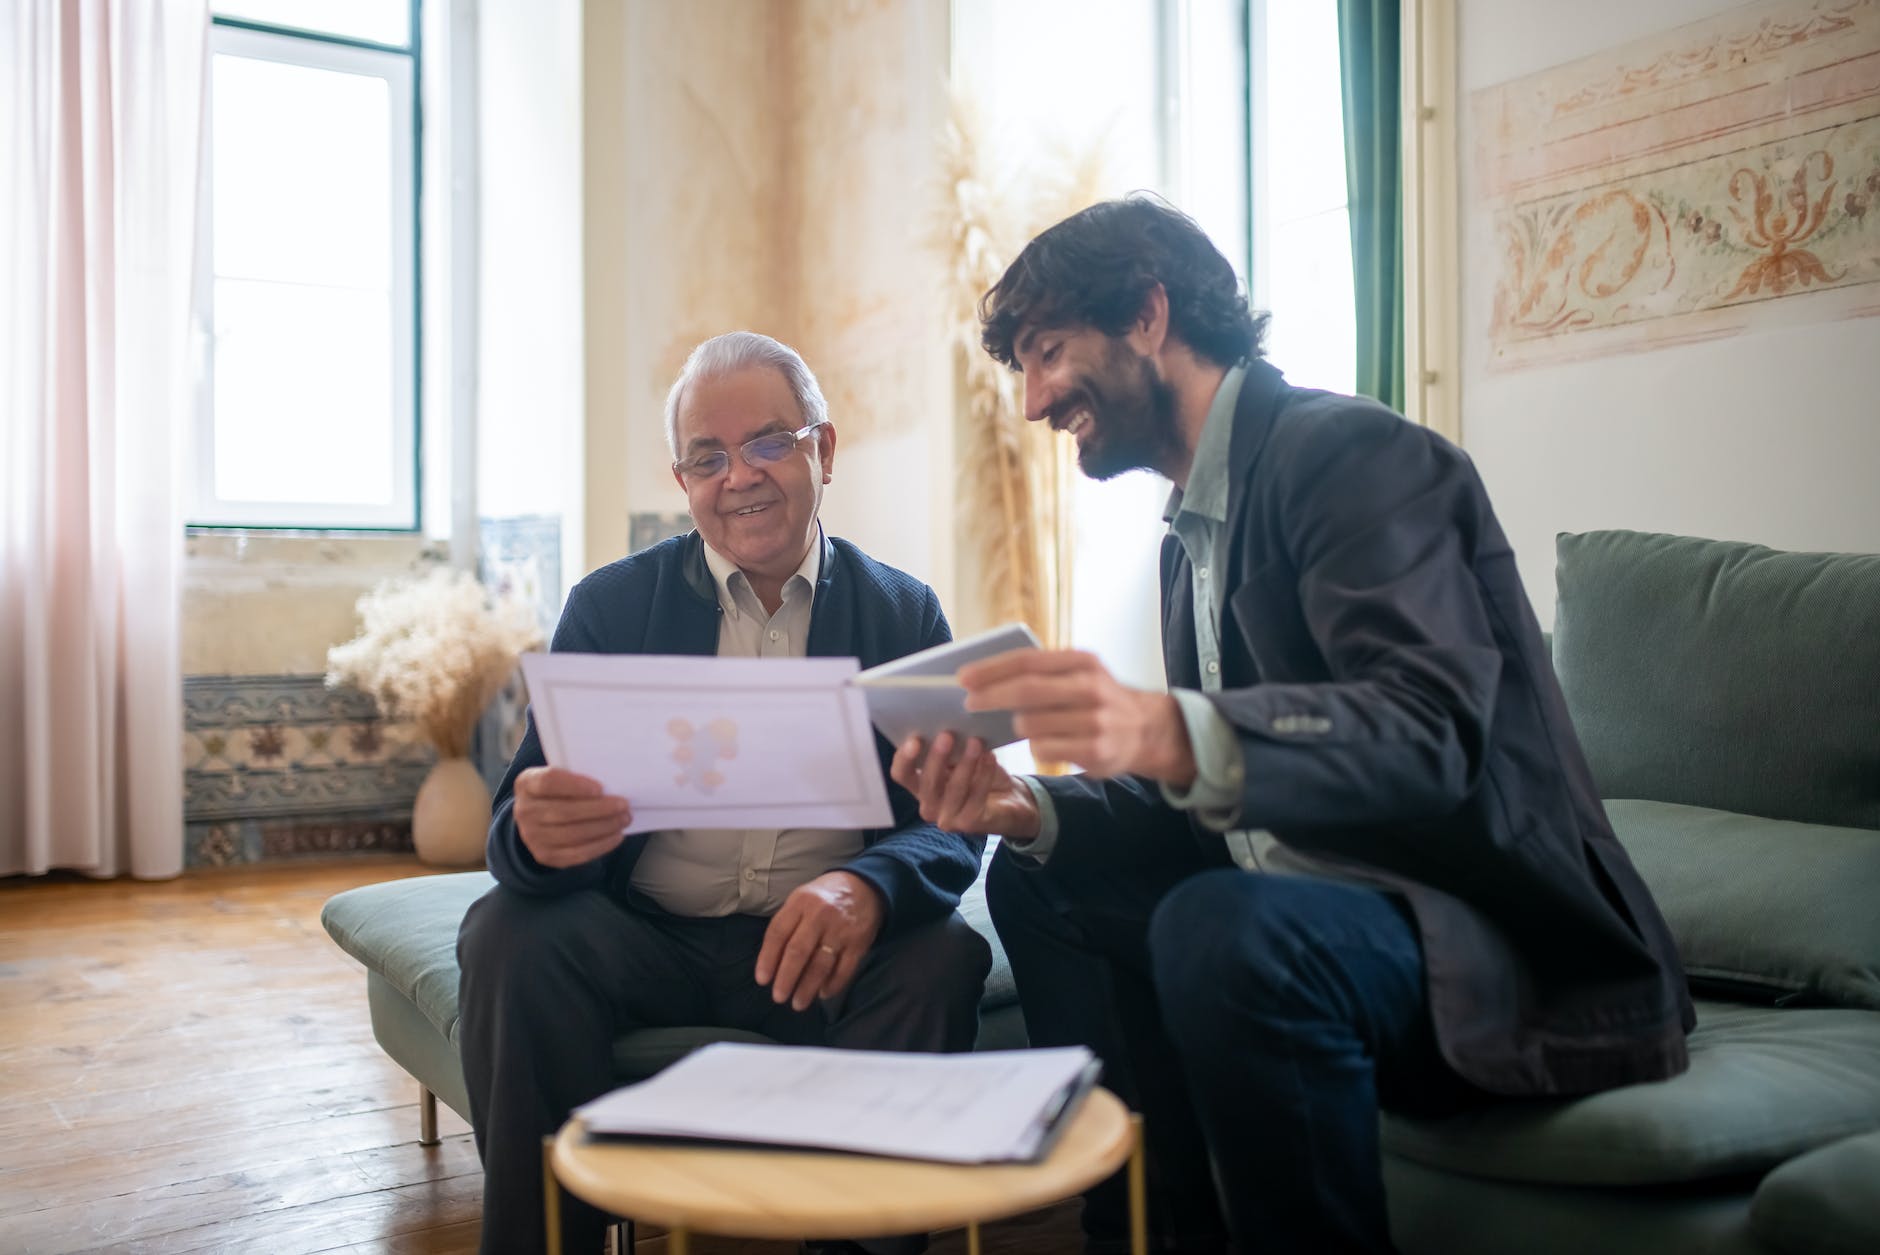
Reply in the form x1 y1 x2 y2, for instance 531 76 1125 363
999 776 1062 865
1159 689 1245 832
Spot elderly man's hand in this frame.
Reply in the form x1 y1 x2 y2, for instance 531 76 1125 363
756 871 885 1012
962 648 1198 785
513 766 631 869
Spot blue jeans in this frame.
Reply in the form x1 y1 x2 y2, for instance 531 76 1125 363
1150 870 1475 1254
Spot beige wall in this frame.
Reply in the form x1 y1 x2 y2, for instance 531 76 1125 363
182 533 435 676
609 0 793 542
1457 0 1880 626
591 0 955 598
784 1 955 598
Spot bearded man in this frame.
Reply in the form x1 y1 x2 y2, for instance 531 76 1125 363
891 196 1691 1255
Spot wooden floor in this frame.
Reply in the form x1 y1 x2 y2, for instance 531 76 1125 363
0 858 1084 1254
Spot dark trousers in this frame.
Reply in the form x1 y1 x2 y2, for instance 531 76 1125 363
989 845 1471 1255
457 886 992 1255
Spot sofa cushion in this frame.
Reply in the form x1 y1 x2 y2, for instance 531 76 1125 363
1607 800 1880 1010
962 839 1016 1010
1750 1129 1880 1255
1553 531 1880 830
1383 1155 1769 1255
322 858 1018 1047
323 871 496 1044
1382 1001 1880 1186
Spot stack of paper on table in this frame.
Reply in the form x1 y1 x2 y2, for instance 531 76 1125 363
574 1042 1101 1164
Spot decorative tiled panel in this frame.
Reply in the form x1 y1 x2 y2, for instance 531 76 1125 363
186 812 415 868
183 673 433 867
480 513 562 640
477 514 563 789
474 670 532 795
184 674 381 728
184 761 435 821
629 511 693 555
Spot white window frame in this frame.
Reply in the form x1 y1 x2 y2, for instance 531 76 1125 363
1401 0 1460 441
191 20 419 530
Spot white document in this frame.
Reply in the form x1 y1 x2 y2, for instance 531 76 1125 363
520 654 893 834
851 622 1042 751
575 1042 1102 1164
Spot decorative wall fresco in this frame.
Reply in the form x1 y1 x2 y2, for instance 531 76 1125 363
1474 0 1880 368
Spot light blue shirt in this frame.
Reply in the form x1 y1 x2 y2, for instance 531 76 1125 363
1014 366 1268 866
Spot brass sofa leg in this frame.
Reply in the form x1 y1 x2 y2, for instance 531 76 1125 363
419 1083 440 1145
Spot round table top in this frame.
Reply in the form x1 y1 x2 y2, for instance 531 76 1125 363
551 1086 1134 1240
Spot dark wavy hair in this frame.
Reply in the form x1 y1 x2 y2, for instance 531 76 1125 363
979 194 1267 370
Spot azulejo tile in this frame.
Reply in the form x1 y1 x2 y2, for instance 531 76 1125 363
185 813 416 867
183 674 435 828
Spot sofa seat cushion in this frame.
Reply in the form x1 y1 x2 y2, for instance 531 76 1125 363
962 840 1016 1009
1608 799 1880 1010
610 1026 778 1082
1382 1001 1880 1186
321 859 1017 1049
1750 1129 1880 1255
323 871 495 1045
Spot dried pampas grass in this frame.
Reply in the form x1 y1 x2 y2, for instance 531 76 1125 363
326 568 543 760
936 91 1109 651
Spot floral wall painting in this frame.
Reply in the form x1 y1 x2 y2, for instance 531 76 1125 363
1474 0 1880 369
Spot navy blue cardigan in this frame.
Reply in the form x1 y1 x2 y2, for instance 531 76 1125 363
485 530 983 935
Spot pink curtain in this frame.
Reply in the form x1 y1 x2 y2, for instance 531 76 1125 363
1 0 207 877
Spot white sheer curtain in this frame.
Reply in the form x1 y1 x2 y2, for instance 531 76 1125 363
1 0 207 878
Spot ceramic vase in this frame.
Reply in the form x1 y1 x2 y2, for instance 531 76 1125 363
411 757 491 866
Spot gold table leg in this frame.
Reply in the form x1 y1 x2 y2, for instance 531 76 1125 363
543 1136 563 1255
967 1220 983 1255
669 1226 690 1254
1128 1114 1147 1255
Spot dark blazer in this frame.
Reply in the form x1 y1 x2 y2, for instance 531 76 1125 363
1042 360 1692 1096
485 530 984 937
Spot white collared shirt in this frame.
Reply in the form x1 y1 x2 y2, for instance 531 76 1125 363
629 533 865 916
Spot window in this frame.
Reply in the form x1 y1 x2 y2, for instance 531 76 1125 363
1249 0 1357 395
192 2 419 530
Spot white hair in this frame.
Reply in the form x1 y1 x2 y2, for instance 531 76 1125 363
663 331 830 458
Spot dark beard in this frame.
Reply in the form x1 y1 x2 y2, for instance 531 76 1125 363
1075 343 1182 481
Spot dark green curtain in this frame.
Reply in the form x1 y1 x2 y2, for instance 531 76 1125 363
1337 0 1405 413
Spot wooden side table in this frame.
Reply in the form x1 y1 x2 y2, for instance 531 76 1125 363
544 1086 1145 1255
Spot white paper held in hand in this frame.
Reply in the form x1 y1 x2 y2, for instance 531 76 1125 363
575 1042 1103 1164
519 653 894 834
849 621 1042 751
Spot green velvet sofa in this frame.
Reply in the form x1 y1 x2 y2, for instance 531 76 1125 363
319 843 1026 1143
324 529 1878 1253
1381 530 1880 1255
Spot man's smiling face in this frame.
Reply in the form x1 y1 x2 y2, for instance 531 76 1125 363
1013 322 1180 481
671 365 834 581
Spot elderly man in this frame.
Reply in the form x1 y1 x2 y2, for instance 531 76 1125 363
894 197 1690 1255
458 331 990 1255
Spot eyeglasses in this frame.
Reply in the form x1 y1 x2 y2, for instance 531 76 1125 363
672 422 825 481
